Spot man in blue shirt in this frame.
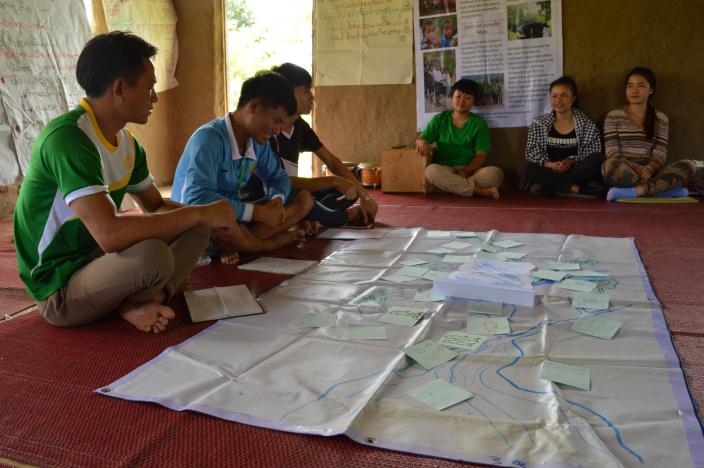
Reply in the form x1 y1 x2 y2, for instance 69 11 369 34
172 72 313 262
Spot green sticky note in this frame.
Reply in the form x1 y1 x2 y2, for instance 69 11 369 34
441 254 474 263
467 317 511 335
548 261 581 271
438 331 487 350
454 231 478 238
404 340 457 369
571 292 610 310
440 241 473 250
569 270 609 279
467 300 503 315
428 247 455 254
414 289 446 302
531 269 567 281
559 279 597 293
541 360 591 390
475 251 504 261
427 230 452 238
380 273 417 283
348 325 387 340
422 270 450 281
395 266 429 278
481 243 500 253
493 240 524 249
293 312 337 328
407 379 474 410
571 314 622 339
378 306 426 327
500 251 527 260
400 258 429 266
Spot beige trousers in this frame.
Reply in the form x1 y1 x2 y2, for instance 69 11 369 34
425 164 504 196
38 224 210 327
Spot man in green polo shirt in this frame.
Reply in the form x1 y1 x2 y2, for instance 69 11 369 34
416 79 503 198
13 32 243 333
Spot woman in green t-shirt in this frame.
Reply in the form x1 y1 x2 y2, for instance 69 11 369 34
416 79 504 199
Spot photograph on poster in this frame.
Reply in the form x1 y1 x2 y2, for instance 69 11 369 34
462 73 505 107
422 50 456 112
419 0 456 16
419 15 458 49
507 0 552 40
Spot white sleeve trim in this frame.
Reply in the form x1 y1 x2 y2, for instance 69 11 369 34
127 174 154 193
242 203 254 222
65 185 108 206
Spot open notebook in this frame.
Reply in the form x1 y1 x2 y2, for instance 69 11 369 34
184 285 264 323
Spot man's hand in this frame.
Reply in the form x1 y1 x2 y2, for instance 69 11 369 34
456 167 475 178
334 177 361 200
544 160 572 173
199 200 238 231
252 197 285 228
633 164 652 182
415 139 433 157
358 193 378 224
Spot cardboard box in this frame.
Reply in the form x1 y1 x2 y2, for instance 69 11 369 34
381 147 427 193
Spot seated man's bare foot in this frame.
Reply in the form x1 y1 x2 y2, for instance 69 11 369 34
474 186 500 200
118 301 176 333
220 252 240 265
300 220 321 237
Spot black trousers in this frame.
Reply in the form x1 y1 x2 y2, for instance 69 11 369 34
525 153 604 193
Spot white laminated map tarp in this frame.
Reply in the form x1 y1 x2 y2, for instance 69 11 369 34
99 229 704 467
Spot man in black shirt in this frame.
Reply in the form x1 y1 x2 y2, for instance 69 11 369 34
243 63 378 228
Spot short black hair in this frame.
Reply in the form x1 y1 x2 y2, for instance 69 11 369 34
237 72 297 116
76 31 157 98
271 63 312 88
451 79 481 100
550 75 578 96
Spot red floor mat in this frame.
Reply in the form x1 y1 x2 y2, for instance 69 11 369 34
1 193 703 467
0 288 34 317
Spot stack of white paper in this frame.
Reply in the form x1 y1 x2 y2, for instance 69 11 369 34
433 259 536 306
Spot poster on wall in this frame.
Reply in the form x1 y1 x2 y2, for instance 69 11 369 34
0 0 91 185
414 0 562 129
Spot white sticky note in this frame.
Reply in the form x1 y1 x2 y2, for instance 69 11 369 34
467 317 511 335
395 266 429 278
428 247 455 254
400 258 430 267
427 230 452 238
531 269 568 282
559 279 597 293
438 331 487 350
481 243 500 253
541 360 591 390
500 251 528 260
493 240 524 249
571 292 610 310
548 261 581 271
404 340 457 369
440 241 473 251
569 270 609 279
378 306 426 327
422 270 451 281
348 325 388 340
441 255 474 263
475 251 504 262
407 379 474 410
414 289 446 302
454 231 478 238
467 300 503 315
571 314 622 339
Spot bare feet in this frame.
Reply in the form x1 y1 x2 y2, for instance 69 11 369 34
118 301 176 333
474 186 500 200
300 220 321 237
220 252 240 265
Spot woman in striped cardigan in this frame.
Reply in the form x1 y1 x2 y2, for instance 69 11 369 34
602 67 699 201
